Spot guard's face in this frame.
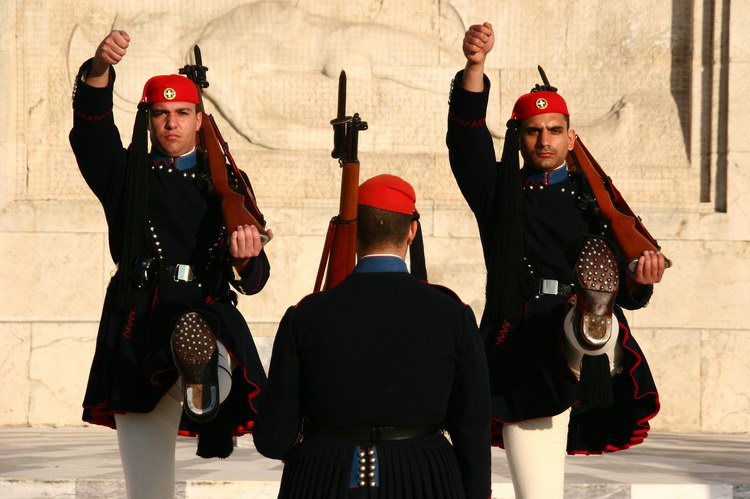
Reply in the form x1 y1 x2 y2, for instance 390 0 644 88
149 102 202 157
519 113 575 172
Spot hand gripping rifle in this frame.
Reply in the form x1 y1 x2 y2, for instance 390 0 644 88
313 71 368 291
179 46 270 269
534 65 673 273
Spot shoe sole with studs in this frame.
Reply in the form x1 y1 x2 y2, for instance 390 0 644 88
574 238 619 350
170 311 220 423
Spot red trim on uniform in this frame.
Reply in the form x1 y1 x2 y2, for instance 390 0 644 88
74 108 113 122
121 308 137 340
494 319 511 348
491 320 660 453
82 402 118 429
149 158 176 169
567 321 660 454
448 111 486 128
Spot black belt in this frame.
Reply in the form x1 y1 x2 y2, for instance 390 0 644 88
533 278 574 298
304 422 441 443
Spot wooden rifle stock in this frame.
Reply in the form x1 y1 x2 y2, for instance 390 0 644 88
180 45 269 271
314 71 367 291
314 159 360 291
196 116 268 240
567 136 671 272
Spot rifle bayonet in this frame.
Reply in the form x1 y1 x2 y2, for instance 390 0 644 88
331 70 348 160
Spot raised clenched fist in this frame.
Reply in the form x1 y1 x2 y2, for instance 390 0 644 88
463 23 494 65
90 30 130 81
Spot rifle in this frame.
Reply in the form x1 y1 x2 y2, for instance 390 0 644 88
313 70 368 291
567 137 672 272
179 46 269 263
532 66 670 273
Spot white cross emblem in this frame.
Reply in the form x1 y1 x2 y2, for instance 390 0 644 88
535 98 548 110
163 88 176 100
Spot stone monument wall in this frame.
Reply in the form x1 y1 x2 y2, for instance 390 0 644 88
0 0 747 434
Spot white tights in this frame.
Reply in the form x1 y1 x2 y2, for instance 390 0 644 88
502 309 621 499
114 341 233 499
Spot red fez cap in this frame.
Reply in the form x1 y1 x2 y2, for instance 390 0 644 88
511 91 569 122
358 174 417 215
140 74 200 105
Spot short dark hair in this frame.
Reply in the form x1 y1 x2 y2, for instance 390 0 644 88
357 205 412 251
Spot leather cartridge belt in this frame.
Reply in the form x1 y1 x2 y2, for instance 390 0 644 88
304 422 441 443
534 278 574 298
165 263 197 282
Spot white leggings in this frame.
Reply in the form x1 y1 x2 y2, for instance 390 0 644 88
114 341 233 499
502 309 621 499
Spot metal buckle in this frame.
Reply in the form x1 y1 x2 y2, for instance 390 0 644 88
539 279 559 296
371 427 383 444
173 264 194 282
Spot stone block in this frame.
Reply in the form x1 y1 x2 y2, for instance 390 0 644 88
28 322 98 426
631 239 750 331
0 201 36 233
0 232 105 320
0 479 76 498
728 63 750 153
700 329 750 433
0 323 32 426
730 14 750 62
184 480 279 499
424 237 487 315
235 235 325 324
75 479 127 499
34 200 107 233
631 483 733 499
433 202 481 239
633 329 701 432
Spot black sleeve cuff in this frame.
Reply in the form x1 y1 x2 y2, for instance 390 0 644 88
448 70 491 125
72 58 116 119
617 282 653 310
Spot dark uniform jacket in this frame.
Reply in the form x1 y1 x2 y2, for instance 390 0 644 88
446 71 659 454
69 60 269 456
254 256 491 499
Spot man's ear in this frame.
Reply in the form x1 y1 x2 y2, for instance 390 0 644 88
406 220 419 245
196 110 203 130
567 128 576 151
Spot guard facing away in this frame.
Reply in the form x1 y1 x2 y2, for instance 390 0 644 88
446 22 666 498
70 30 270 499
254 175 492 499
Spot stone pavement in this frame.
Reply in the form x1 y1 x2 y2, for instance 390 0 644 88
0 427 748 498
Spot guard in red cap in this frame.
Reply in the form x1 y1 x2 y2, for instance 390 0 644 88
254 174 491 499
69 30 270 498
447 22 665 498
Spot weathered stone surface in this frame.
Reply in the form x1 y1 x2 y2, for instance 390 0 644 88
701 329 750 433
28 322 97 426
0 0 748 434
631 240 750 331
0 323 32 426
0 233 105 320
634 329 701 433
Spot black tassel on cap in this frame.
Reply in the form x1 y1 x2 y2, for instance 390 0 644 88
578 353 614 409
409 213 427 281
112 102 151 312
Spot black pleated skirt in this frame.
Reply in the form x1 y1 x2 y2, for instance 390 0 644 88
277 434 466 499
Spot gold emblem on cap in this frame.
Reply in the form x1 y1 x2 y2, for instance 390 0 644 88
163 88 176 100
535 98 548 110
